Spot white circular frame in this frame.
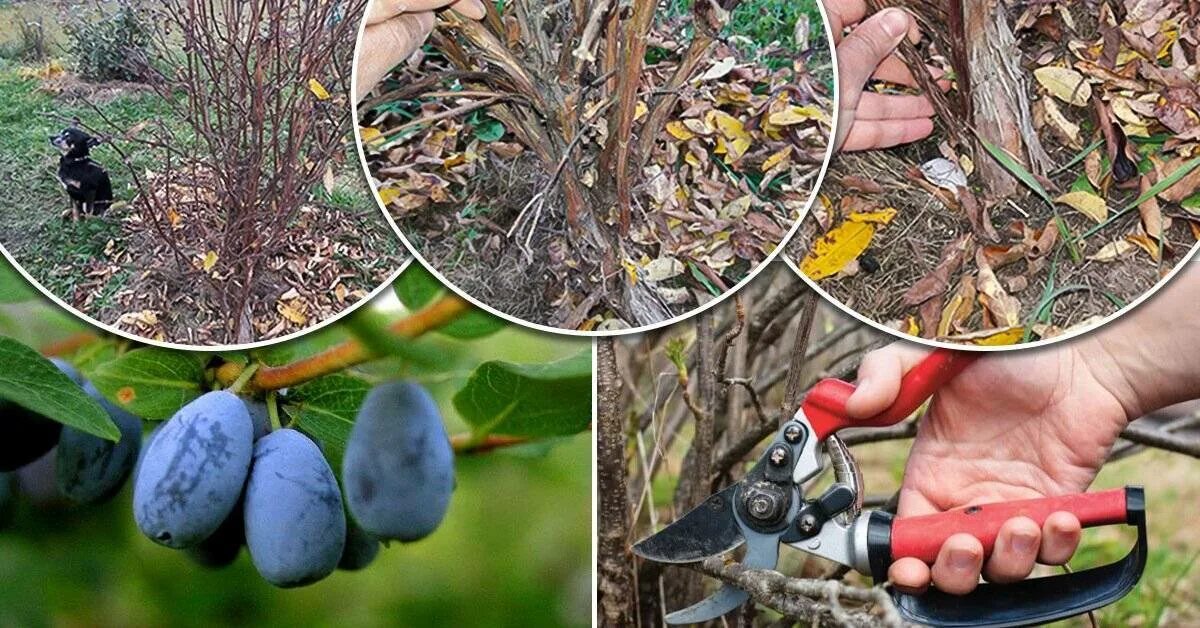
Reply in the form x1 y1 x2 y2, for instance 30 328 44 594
351 1 842 337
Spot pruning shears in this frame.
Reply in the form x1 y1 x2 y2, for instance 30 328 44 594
633 349 1147 627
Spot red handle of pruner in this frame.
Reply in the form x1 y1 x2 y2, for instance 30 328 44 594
889 489 1133 565
802 348 978 440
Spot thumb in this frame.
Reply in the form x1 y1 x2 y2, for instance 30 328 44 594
843 342 931 418
836 8 916 116
355 12 436 102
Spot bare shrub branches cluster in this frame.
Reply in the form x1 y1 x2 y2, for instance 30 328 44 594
88 0 365 343
597 264 1200 626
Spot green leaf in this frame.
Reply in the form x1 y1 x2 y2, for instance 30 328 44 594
287 372 372 470
89 348 207 420
0 259 36 304
472 117 505 142
688 261 720 296
453 350 591 438
393 264 505 339
0 336 118 440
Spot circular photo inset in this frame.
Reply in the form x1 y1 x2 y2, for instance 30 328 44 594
788 0 1200 348
0 0 404 348
354 0 836 333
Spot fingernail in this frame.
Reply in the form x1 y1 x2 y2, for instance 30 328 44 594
880 8 910 40
1012 532 1037 555
949 547 975 570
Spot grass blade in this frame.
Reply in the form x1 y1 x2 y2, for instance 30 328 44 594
1081 155 1200 239
978 137 1082 261
1050 138 1104 175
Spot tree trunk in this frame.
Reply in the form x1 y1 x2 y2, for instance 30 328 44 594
962 0 1051 198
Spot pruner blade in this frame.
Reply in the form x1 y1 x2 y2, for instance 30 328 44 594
632 485 745 563
664 524 782 624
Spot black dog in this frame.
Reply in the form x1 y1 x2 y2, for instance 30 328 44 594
50 127 113 220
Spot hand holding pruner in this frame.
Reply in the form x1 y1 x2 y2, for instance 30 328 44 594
634 349 1147 627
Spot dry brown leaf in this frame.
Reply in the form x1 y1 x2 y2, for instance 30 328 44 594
975 249 1022 328
901 234 974 306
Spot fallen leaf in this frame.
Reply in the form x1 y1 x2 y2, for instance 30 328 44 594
1125 232 1162 261
666 121 696 141
901 235 974 306
975 249 1021 327
762 147 792 173
800 221 877 280
1055 190 1108 222
1087 240 1134 261
943 326 1026 346
308 78 331 100
1034 66 1092 106
846 208 897 225
699 56 737 81
937 276 976 337
642 257 685 282
202 251 218 272
768 105 830 126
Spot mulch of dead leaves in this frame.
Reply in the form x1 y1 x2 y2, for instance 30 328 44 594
793 0 1200 346
359 15 831 329
59 163 402 345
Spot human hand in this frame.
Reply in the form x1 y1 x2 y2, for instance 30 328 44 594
843 341 1132 594
355 0 486 103
824 1 940 151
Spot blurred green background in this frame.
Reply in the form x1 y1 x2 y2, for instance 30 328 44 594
0 286 593 628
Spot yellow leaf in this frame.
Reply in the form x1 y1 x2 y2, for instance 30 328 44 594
767 105 830 126
634 101 648 121
166 207 181 228
762 147 792 173
944 326 1025 346
308 78 331 100
1125 233 1161 261
359 127 383 144
846 208 897 225
377 188 400 206
1033 66 1091 107
621 258 639 285
277 301 307 325
202 251 218 272
1087 240 1134 262
1055 191 1107 223
707 110 749 141
800 221 876 280
904 316 920 336
666 121 696 141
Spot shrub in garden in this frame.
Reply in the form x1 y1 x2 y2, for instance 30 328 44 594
63 1 153 82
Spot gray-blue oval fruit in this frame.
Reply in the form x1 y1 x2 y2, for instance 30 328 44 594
343 381 454 542
244 400 271 440
56 382 143 504
0 359 86 472
338 520 380 571
133 391 253 548
244 428 345 587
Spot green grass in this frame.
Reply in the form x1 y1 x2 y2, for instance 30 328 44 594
664 0 825 58
0 58 177 298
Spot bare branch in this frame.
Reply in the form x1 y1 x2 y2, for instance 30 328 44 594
597 339 637 626
688 559 907 627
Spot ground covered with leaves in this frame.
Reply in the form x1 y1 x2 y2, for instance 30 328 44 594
359 0 831 330
790 0 1200 346
0 57 402 345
